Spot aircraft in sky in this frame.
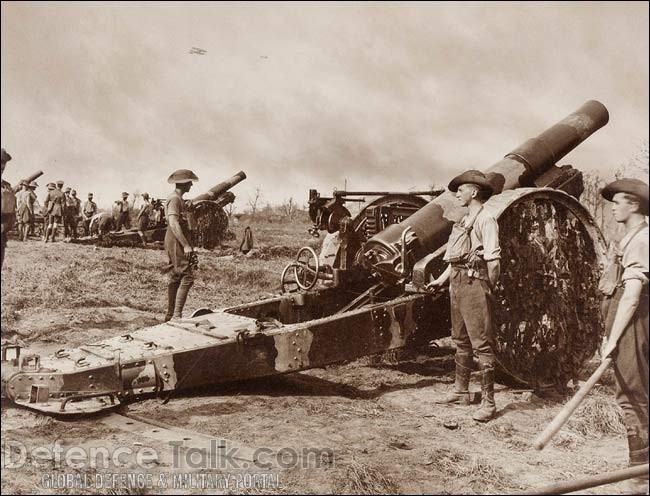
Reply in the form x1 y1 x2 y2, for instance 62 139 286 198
189 47 207 55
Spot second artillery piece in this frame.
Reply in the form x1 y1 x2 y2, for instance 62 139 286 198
73 171 246 249
1 101 609 415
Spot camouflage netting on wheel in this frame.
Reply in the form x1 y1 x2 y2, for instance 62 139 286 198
491 191 605 389
191 201 230 250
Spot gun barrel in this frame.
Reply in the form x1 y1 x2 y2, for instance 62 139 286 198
12 170 44 192
363 100 609 279
192 171 247 202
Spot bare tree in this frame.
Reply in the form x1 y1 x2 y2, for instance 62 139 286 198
247 187 261 219
225 201 236 219
581 171 607 230
615 139 649 180
282 197 297 222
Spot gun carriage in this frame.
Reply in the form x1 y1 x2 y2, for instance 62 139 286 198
1 102 609 415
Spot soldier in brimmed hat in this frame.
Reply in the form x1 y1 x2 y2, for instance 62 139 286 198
163 169 199 321
115 191 131 231
1 148 16 267
428 169 503 422
136 192 153 246
598 178 648 492
82 193 98 236
43 179 65 242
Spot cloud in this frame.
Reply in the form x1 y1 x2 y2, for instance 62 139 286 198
1 2 648 209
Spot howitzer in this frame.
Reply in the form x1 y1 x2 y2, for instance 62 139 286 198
12 170 44 192
191 170 246 202
1 102 609 415
71 172 246 249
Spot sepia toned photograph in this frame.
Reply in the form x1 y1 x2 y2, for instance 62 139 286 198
1 2 648 494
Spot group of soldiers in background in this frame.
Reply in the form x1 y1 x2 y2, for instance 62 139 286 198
10 179 164 243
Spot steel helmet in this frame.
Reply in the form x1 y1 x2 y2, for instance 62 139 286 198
168 169 199 184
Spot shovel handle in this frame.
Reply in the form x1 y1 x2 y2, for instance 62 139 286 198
533 357 612 450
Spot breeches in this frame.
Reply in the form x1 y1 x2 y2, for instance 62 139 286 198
449 268 495 362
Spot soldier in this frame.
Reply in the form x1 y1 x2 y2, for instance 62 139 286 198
598 178 648 493
1 148 16 268
82 193 98 236
27 181 39 237
136 193 154 246
163 169 198 322
15 181 35 242
89 211 116 237
43 181 64 242
63 187 72 237
115 192 131 231
428 170 501 422
71 190 81 238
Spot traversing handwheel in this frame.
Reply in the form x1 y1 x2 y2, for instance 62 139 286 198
293 246 320 290
280 263 301 294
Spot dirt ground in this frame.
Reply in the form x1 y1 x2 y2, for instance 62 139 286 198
0 221 634 495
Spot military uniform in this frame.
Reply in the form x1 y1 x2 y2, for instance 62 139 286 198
44 186 64 242
137 199 153 232
15 185 36 241
432 169 503 422
63 191 78 238
1 177 16 267
599 179 649 489
89 212 115 236
116 194 131 231
82 197 98 236
444 206 501 362
164 169 199 321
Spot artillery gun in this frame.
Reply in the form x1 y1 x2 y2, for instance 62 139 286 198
71 172 246 249
1 101 608 415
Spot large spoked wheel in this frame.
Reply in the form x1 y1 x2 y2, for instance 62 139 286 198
294 247 320 290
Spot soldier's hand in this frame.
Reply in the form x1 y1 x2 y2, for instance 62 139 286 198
183 245 194 255
425 279 443 292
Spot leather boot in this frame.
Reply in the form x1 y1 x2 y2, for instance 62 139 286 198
165 279 180 322
625 429 649 495
173 277 194 319
473 358 496 422
435 354 472 405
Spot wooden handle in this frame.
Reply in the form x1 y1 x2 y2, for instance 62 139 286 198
532 357 612 450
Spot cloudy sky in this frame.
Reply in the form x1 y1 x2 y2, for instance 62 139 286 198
1 2 648 209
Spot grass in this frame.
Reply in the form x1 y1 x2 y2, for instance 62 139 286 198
344 460 399 494
566 390 626 438
1 219 315 340
425 447 514 493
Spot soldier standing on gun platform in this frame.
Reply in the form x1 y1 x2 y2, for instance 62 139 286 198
428 170 501 422
1 148 16 268
43 180 64 243
163 169 198 322
137 192 153 247
598 178 649 493
82 193 97 236
116 191 131 231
